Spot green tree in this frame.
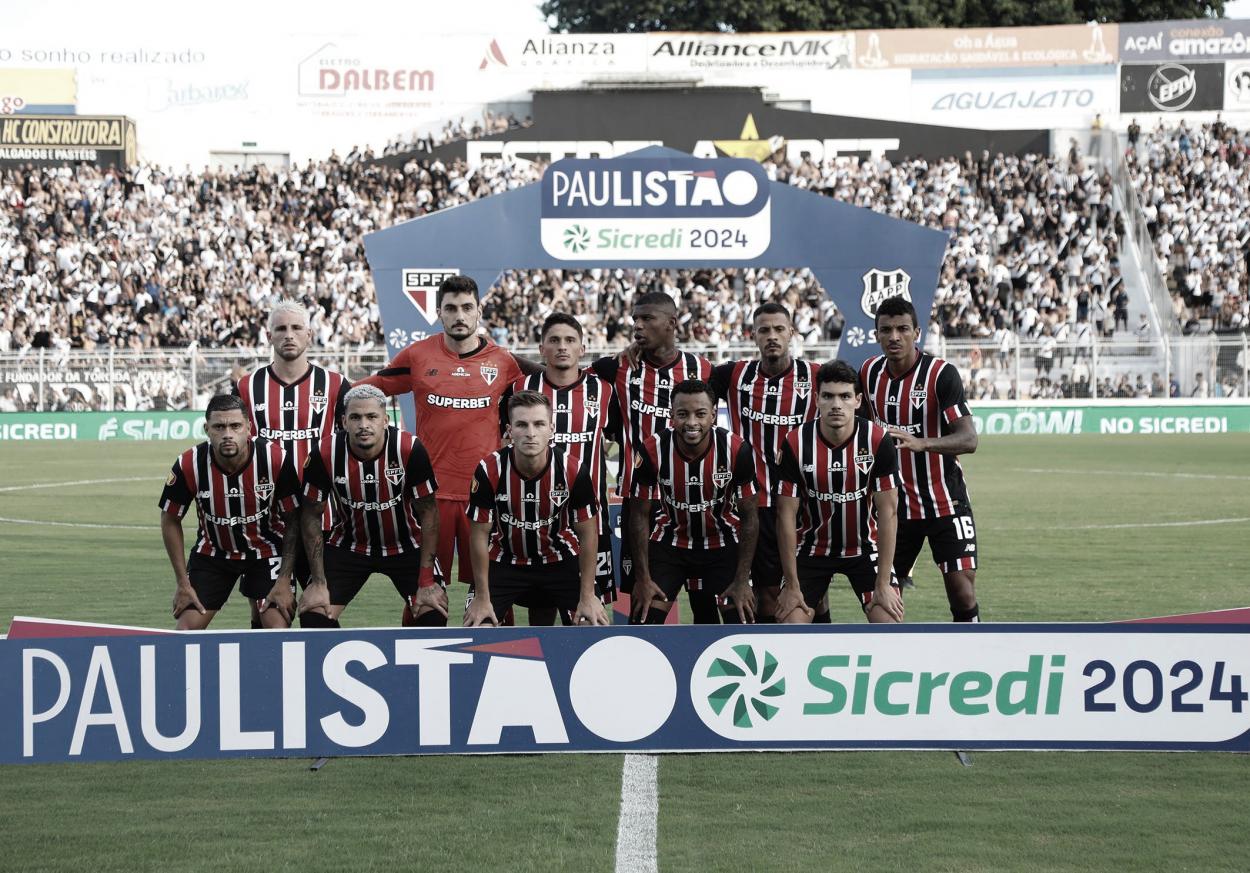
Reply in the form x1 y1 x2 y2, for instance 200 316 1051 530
541 0 1225 32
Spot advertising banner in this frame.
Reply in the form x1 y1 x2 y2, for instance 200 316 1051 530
909 66 1117 127
0 113 136 167
0 412 205 442
0 68 75 115
644 32 854 72
1121 19 1250 63
969 401 1250 435
1120 62 1225 113
1224 61 1250 111
854 22 1116 70
4 623 1247 764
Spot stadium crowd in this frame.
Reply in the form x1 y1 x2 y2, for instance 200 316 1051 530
1126 117 1250 335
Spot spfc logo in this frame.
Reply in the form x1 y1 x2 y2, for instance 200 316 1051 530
713 468 733 488
860 268 913 318
401 269 460 324
795 378 811 399
550 486 569 506
854 451 874 475
480 365 499 385
584 398 600 418
309 392 328 413
385 465 404 486
909 388 927 409
254 478 274 500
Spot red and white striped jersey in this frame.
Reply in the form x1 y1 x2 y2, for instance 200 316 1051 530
631 427 759 550
777 419 898 559
159 438 300 561
591 350 712 494
236 364 349 471
711 358 819 507
301 426 438 557
858 350 971 520
502 370 619 493
466 446 597 566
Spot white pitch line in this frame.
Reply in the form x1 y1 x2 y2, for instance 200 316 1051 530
614 754 659 873
0 515 151 531
1010 467 1250 481
0 475 158 494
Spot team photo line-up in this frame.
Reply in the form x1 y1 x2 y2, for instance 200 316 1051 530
160 276 981 631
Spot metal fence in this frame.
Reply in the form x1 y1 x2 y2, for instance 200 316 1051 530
2 334 1245 412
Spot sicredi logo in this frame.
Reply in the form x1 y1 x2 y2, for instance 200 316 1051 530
539 157 771 261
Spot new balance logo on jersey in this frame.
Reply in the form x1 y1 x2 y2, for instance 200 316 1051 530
480 365 499 385
254 403 266 412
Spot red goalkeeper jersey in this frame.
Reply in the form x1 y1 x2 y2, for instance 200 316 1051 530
360 335 521 501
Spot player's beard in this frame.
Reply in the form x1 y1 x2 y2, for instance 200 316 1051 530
275 343 306 362
445 320 477 340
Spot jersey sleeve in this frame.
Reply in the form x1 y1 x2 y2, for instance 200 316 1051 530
158 457 193 519
731 439 759 500
629 440 660 501
302 444 332 504
776 436 803 499
568 464 598 523
937 364 972 425
601 381 623 443
358 345 413 396
405 438 439 499
331 378 352 429
590 354 621 386
274 452 301 513
870 431 899 493
709 362 735 400
466 462 496 523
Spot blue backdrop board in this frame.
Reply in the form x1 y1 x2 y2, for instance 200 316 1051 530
364 147 948 428
6 623 1248 764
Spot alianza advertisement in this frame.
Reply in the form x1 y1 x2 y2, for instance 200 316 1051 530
4 624 1247 764
969 401 1250 435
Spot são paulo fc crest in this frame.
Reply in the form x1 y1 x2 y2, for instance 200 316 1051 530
254 478 274 500
309 392 328 413
860 268 912 317
909 388 927 409
401 269 459 324
385 465 404 486
854 451 874 475
713 467 733 488
550 486 569 506
794 378 811 399
584 398 600 418
480 365 499 385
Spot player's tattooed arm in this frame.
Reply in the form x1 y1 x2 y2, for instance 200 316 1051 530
628 498 665 621
726 494 758 623
870 489 904 622
296 499 330 618
413 494 440 573
891 415 978 456
263 509 301 621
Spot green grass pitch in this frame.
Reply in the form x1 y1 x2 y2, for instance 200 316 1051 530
0 435 1248 872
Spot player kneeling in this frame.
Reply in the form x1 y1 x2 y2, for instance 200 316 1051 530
775 362 904 624
628 379 760 624
296 385 447 627
463 391 608 628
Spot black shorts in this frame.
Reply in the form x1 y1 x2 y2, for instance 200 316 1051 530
595 501 619 603
648 539 739 601
618 499 660 595
796 553 899 612
322 545 441 606
895 501 979 575
187 551 282 612
751 506 783 590
488 557 581 617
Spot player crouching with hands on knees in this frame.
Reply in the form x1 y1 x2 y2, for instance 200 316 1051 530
295 384 448 627
774 361 904 624
463 390 608 628
628 379 760 624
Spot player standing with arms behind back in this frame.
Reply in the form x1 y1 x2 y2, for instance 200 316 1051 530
859 296 981 622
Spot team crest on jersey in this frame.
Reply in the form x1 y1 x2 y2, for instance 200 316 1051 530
550 486 569 506
909 388 927 409
254 478 274 500
166 470 176 486
584 398 600 418
713 467 732 488
795 379 811 399
854 451 874 474
860 268 913 317
480 365 499 385
309 392 328 413
385 465 404 486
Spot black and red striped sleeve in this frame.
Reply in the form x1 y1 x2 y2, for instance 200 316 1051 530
590 354 621 386
936 363 971 425
731 438 759 500
568 463 598 524
709 361 736 401
466 461 495 523
274 451 301 513
158 453 193 518
776 434 803 499
302 440 333 504
870 428 899 493
405 437 438 499
629 438 660 500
